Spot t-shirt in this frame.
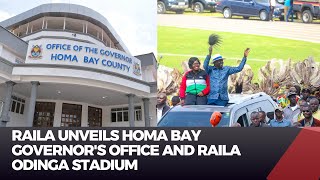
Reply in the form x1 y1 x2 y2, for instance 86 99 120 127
157 107 163 122
285 0 291 6
269 119 291 127
270 0 276 6
283 105 300 122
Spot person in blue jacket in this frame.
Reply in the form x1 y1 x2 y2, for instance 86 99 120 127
203 46 250 106
285 0 294 22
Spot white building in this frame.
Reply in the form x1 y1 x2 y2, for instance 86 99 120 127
0 3 157 127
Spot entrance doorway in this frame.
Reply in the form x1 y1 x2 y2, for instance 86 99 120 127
33 102 55 127
88 106 102 127
61 103 82 127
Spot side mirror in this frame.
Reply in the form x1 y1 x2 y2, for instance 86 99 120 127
210 111 222 127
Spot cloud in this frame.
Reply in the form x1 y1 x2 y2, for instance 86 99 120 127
0 10 14 22
0 0 156 55
100 13 156 56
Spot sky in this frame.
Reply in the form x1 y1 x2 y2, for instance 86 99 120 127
0 0 157 56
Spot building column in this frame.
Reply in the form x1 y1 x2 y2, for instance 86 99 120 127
42 17 45 29
53 101 62 127
81 104 88 127
127 94 135 127
26 23 29 35
63 17 66 30
0 81 16 127
143 98 150 127
101 107 109 127
26 81 40 127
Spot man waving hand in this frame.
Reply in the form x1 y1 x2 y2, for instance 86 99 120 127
204 46 250 106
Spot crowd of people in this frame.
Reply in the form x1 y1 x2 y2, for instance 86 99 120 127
156 45 320 127
157 86 320 127
249 87 320 127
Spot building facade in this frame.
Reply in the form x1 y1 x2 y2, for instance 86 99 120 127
0 3 157 127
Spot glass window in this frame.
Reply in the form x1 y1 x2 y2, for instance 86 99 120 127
111 106 142 122
11 101 16 113
10 96 25 114
15 103 20 113
111 112 117 122
237 114 249 127
117 112 123 122
135 110 142 121
61 103 82 127
33 102 55 127
88 106 102 127
124 111 129 122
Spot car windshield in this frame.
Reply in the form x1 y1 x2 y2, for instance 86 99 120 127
158 111 231 127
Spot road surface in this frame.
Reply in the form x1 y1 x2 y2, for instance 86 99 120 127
158 14 320 43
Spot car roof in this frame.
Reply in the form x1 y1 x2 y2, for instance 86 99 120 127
170 92 272 112
228 92 270 105
170 105 231 112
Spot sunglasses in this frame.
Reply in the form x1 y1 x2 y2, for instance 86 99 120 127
302 110 311 113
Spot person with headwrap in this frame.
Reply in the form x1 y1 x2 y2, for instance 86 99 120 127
180 57 210 105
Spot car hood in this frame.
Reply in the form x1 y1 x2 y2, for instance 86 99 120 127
275 4 284 9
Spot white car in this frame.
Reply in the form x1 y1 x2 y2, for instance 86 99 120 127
158 92 277 127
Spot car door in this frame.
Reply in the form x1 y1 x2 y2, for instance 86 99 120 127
240 0 256 15
252 0 267 16
230 0 245 15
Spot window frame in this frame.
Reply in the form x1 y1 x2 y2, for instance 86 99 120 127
88 106 102 127
10 95 25 115
61 103 82 127
33 102 55 127
111 106 142 122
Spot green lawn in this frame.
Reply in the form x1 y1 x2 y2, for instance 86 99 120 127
158 26 320 82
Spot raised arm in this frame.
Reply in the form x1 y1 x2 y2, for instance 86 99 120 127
228 48 250 75
203 46 213 73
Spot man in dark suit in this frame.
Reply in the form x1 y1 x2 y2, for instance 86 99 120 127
157 93 170 122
